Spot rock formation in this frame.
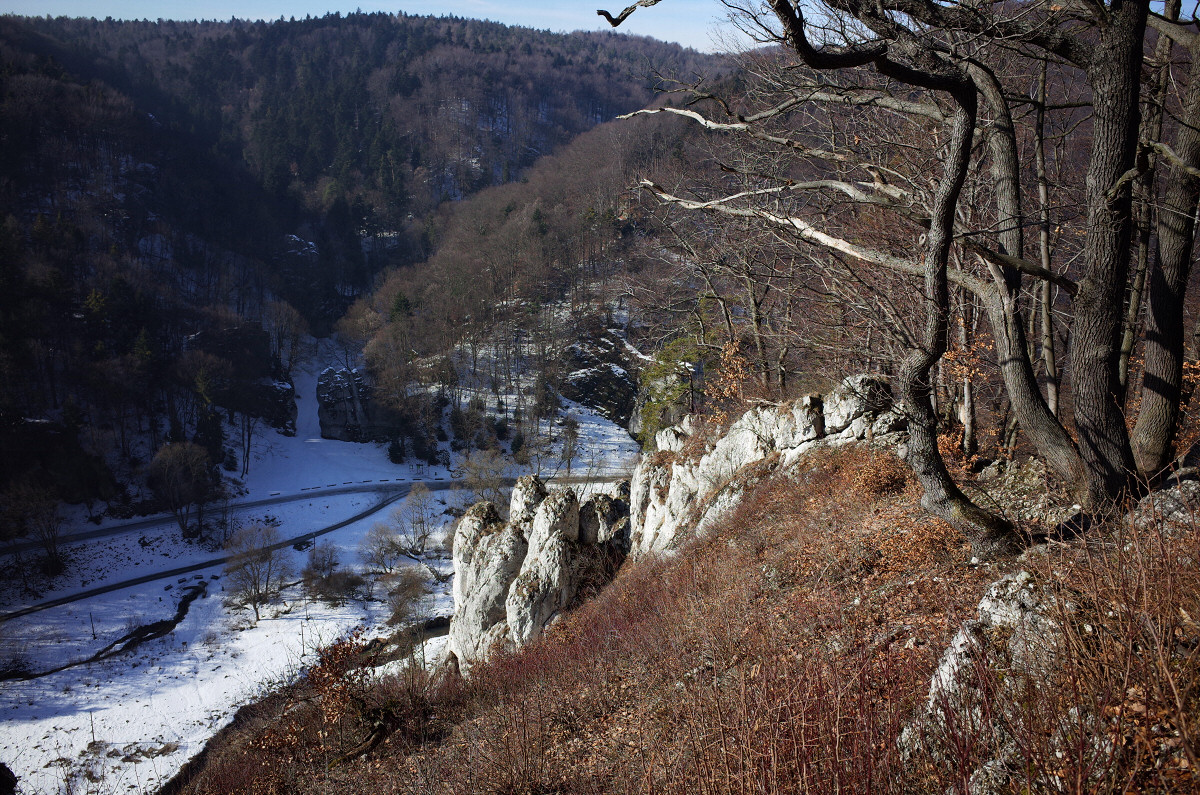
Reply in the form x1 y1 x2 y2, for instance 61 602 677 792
629 375 906 558
316 367 402 442
901 571 1063 794
447 475 630 672
559 328 643 428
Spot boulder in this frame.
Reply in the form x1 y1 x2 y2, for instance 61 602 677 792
901 571 1062 794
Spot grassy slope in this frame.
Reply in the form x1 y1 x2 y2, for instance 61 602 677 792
168 445 1200 794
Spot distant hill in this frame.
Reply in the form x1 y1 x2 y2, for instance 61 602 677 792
0 11 723 503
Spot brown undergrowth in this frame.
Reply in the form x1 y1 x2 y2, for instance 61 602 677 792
169 446 1200 795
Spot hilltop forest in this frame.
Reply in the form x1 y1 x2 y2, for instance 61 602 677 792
0 10 719 528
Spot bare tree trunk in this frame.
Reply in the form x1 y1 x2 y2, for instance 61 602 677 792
957 290 978 457
897 95 1017 557
1034 59 1060 416
1070 3 1146 510
1132 22 1200 477
968 59 1088 499
1119 1 1176 393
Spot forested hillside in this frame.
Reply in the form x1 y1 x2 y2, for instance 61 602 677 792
0 11 721 519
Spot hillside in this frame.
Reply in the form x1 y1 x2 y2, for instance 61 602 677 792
0 12 722 519
160 396 1200 793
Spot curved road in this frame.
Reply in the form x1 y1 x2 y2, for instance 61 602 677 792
4 479 457 556
0 474 620 623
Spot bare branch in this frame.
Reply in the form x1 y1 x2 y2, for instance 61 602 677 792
1147 140 1200 180
597 0 664 27
638 178 955 283
957 237 1079 297
1148 10 1199 47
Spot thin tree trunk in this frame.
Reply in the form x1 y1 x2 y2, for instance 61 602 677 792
896 93 1017 557
969 58 1088 499
1120 0 1176 393
1132 26 1200 477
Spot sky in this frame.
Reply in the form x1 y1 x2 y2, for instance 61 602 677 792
0 0 739 52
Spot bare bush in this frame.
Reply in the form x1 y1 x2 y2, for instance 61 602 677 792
383 567 429 627
302 541 367 605
223 523 292 622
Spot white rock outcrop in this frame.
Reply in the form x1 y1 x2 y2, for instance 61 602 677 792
629 375 906 558
902 571 1063 795
448 475 630 672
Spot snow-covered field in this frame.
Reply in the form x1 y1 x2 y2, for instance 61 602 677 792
0 343 639 794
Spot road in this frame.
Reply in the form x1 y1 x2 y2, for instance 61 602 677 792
0 473 623 623
3 479 456 556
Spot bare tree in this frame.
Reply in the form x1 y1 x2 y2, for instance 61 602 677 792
360 520 405 574
603 0 1194 550
401 482 437 554
223 522 291 622
2 480 65 575
461 448 508 505
147 441 214 539
264 298 308 379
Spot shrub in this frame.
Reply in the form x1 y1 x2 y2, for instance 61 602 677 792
302 542 367 605
384 567 429 626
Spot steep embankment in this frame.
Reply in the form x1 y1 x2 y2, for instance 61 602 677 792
163 381 1200 795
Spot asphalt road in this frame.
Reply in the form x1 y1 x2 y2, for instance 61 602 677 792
3 479 457 556
0 473 621 623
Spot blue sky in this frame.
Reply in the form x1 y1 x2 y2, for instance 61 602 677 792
0 0 736 51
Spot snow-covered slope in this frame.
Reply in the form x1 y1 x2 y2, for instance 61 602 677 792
0 340 640 794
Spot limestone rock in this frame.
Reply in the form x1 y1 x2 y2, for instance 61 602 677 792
531 489 579 545
902 571 1062 794
579 493 629 546
629 375 904 558
509 474 548 523
559 328 644 427
316 367 403 442
448 477 631 671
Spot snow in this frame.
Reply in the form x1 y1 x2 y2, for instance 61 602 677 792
0 339 640 794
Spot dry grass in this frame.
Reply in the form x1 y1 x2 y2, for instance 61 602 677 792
170 444 1200 795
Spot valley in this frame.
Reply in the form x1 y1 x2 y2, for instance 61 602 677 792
2 2 1200 794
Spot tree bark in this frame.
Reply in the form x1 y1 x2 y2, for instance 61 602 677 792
1131 34 1200 477
896 94 1018 557
1070 1 1146 510
1034 60 1060 416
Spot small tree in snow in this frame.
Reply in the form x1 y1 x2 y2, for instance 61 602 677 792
360 521 405 574
223 523 291 622
400 482 437 554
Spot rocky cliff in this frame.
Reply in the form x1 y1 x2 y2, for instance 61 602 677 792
316 367 403 442
448 475 630 672
629 375 906 558
559 328 643 428
448 375 906 670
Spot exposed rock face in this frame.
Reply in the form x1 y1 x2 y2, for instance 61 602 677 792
316 367 402 442
448 475 630 672
1131 478 1200 529
902 571 1062 794
559 328 643 427
629 375 906 558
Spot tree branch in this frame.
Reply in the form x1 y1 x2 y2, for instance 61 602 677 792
957 237 1079 297
597 0 664 27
